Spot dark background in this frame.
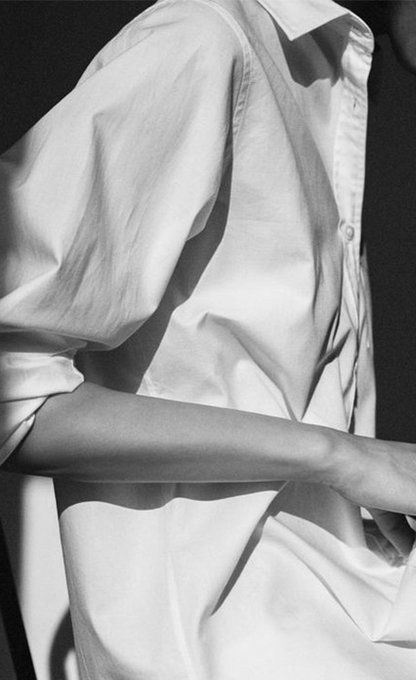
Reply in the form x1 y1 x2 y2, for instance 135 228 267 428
364 31 416 442
0 1 415 678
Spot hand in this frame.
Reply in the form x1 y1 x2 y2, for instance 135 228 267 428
326 431 416 518
324 432 416 556
367 508 414 557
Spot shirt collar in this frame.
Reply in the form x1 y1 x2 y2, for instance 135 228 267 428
255 0 350 40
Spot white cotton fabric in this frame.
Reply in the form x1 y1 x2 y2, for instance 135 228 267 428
1 0 416 677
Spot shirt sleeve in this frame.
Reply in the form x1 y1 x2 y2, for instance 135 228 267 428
0 0 246 463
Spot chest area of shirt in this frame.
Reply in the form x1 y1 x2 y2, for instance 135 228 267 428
244 16 356 183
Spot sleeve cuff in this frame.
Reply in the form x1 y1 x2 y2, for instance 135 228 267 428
0 351 84 462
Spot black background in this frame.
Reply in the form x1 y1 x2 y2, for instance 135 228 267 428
0 2 415 436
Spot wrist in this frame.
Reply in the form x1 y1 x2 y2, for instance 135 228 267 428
280 421 348 486
311 426 358 488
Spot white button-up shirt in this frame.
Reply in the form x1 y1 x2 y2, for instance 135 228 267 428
2 1 416 678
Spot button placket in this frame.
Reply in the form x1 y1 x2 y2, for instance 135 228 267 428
333 21 373 333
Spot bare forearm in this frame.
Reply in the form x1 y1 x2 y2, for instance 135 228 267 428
5 381 334 483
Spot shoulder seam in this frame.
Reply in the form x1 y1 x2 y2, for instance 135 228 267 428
190 0 252 140
78 0 252 144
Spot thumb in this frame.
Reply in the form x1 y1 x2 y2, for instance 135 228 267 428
368 508 415 557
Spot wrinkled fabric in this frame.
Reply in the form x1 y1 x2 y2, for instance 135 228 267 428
1 0 416 678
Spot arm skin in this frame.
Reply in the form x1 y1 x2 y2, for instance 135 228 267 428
4 381 416 555
4 382 335 485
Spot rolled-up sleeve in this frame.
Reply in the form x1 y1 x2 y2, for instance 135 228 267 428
0 0 245 462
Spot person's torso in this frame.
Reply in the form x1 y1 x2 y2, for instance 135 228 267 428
77 0 375 437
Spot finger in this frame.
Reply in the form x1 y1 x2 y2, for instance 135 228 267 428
406 515 416 532
368 508 415 557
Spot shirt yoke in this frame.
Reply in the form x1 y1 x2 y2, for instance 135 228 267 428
79 0 250 100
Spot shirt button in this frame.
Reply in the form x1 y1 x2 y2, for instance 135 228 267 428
345 225 355 241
